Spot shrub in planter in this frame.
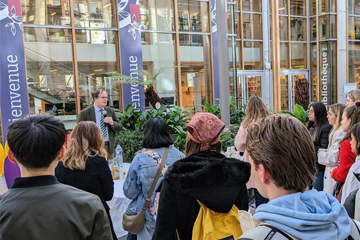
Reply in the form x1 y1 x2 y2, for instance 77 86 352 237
114 127 143 163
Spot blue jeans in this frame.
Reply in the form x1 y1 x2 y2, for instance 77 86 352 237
126 233 137 240
313 171 325 191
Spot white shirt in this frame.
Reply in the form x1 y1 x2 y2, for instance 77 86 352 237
94 104 109 142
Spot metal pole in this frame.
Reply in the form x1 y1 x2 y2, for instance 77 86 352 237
216 0 230 124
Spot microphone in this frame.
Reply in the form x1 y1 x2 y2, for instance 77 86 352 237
102 110 109 127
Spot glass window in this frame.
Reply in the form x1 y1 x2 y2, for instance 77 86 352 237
348 42 360 85
280 43 289 69
139 0 174 31
348 16 360 40
310 18 316 41
178 0 209 33
73 0 114 28
243 41 263 69
75 30 118 109
319 15 336 39
279 16 288 41
179 35 212 111
235 13 240 39
21 0 71 26
319 0 332 14
290 0 306 16
291 43 307 69
243 14 262 40
291 18 306 41
24 28 76 117
227 5 234 35
349 0 360 15
279 0 287 15
242 0 261 12
310 0 317 16
228 39 241 71
310 43 317 102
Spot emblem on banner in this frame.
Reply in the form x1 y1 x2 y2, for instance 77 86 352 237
118 0 141 40
0 1 22 36
211 1 217 33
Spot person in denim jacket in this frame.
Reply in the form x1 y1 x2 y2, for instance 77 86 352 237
123 118 184 240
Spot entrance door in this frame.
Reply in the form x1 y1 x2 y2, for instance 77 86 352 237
236 71 264 106
280 70 309 111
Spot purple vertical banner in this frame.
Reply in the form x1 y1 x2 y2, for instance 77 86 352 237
211 0 220 100
118 0 145 111
0 0 29 187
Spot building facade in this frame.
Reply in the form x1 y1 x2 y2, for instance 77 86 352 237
0 0 359 134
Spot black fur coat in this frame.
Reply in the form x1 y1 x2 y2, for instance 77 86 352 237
152 151 251 240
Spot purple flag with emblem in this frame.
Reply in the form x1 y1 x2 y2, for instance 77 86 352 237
211 0 220 100
118 0 145 111
0 0 28 187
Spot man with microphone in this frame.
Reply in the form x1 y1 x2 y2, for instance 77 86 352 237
78 88 122 159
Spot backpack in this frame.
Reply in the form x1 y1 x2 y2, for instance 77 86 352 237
192 200 242 240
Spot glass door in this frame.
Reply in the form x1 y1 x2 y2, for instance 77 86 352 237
280 70 309 111
236 71 264 106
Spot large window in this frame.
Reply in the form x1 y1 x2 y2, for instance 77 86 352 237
349 1 360 87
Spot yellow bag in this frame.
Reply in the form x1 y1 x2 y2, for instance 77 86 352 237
192 200 243 240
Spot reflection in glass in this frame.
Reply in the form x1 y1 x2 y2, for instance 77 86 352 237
280 43 289 69
242 0 261 12
290 0 306 16
349 0 360 15
349 42 360 84
279 0 287 14
279 16 288 41
178 0 209 32
310 43 317 102
319 0 329 14
76 31 118 109
243 14 262 39
310 18 316 41
73 0 114 28
245 76 261 100
291 43 307 69
244 41 263 69
319 15 336 39
142 33 177 104
291 18 306 41
348 16 360 40
179 35 212 111
227 5 234 34
310 0 316 16
280 75 289 110
235 13 240 39
21 0 71 26
24 28 75 116
139 0 174 31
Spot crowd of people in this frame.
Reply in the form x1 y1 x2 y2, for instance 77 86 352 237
1 87 360 240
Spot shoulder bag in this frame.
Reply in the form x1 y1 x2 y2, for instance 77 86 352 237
122 147 169 234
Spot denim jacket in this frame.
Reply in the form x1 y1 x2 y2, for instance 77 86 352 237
123 146 184 224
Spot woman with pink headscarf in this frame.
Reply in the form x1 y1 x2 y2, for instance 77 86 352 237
152 112 250 240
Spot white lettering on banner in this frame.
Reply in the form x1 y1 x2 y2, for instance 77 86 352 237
321 51 328 104
129 55 141 111
7 55 22 122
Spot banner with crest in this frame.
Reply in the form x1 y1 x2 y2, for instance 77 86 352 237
211 0 220 100
118 0 145 111
0 0 28 187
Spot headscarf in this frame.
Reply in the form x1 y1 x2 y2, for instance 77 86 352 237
187 112 225 151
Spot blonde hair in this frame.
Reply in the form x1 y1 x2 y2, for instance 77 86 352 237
242 95 272 129
328 103 346 142
348 90 360 103
62 121 106 170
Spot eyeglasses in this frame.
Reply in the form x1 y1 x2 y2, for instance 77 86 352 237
97 97 108 99
308 110 314 114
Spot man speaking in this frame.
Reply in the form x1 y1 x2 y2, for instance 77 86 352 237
78 88 122 159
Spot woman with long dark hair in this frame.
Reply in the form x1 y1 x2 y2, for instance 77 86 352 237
307 102 332 191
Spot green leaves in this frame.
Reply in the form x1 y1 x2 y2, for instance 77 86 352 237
203 96 245 124
278 104 308 125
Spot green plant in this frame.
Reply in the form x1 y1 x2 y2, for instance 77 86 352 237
174 131 187 153
220 132 236 152
203 96 245 124
278 103 308 125
115 127 144 162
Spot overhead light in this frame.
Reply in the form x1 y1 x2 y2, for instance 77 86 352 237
104 3 111 8
51 12 56 16
94 69 103 72
50 69 57 72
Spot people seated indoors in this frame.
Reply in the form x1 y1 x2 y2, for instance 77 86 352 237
238 114 360 240
318 103 346 194
0 115 113 240
152 112 250 240
346 89 360 106
332 103 360 200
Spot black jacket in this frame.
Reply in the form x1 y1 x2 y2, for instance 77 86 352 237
309 122 332 172
55 156 114 211
152 151 251 240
